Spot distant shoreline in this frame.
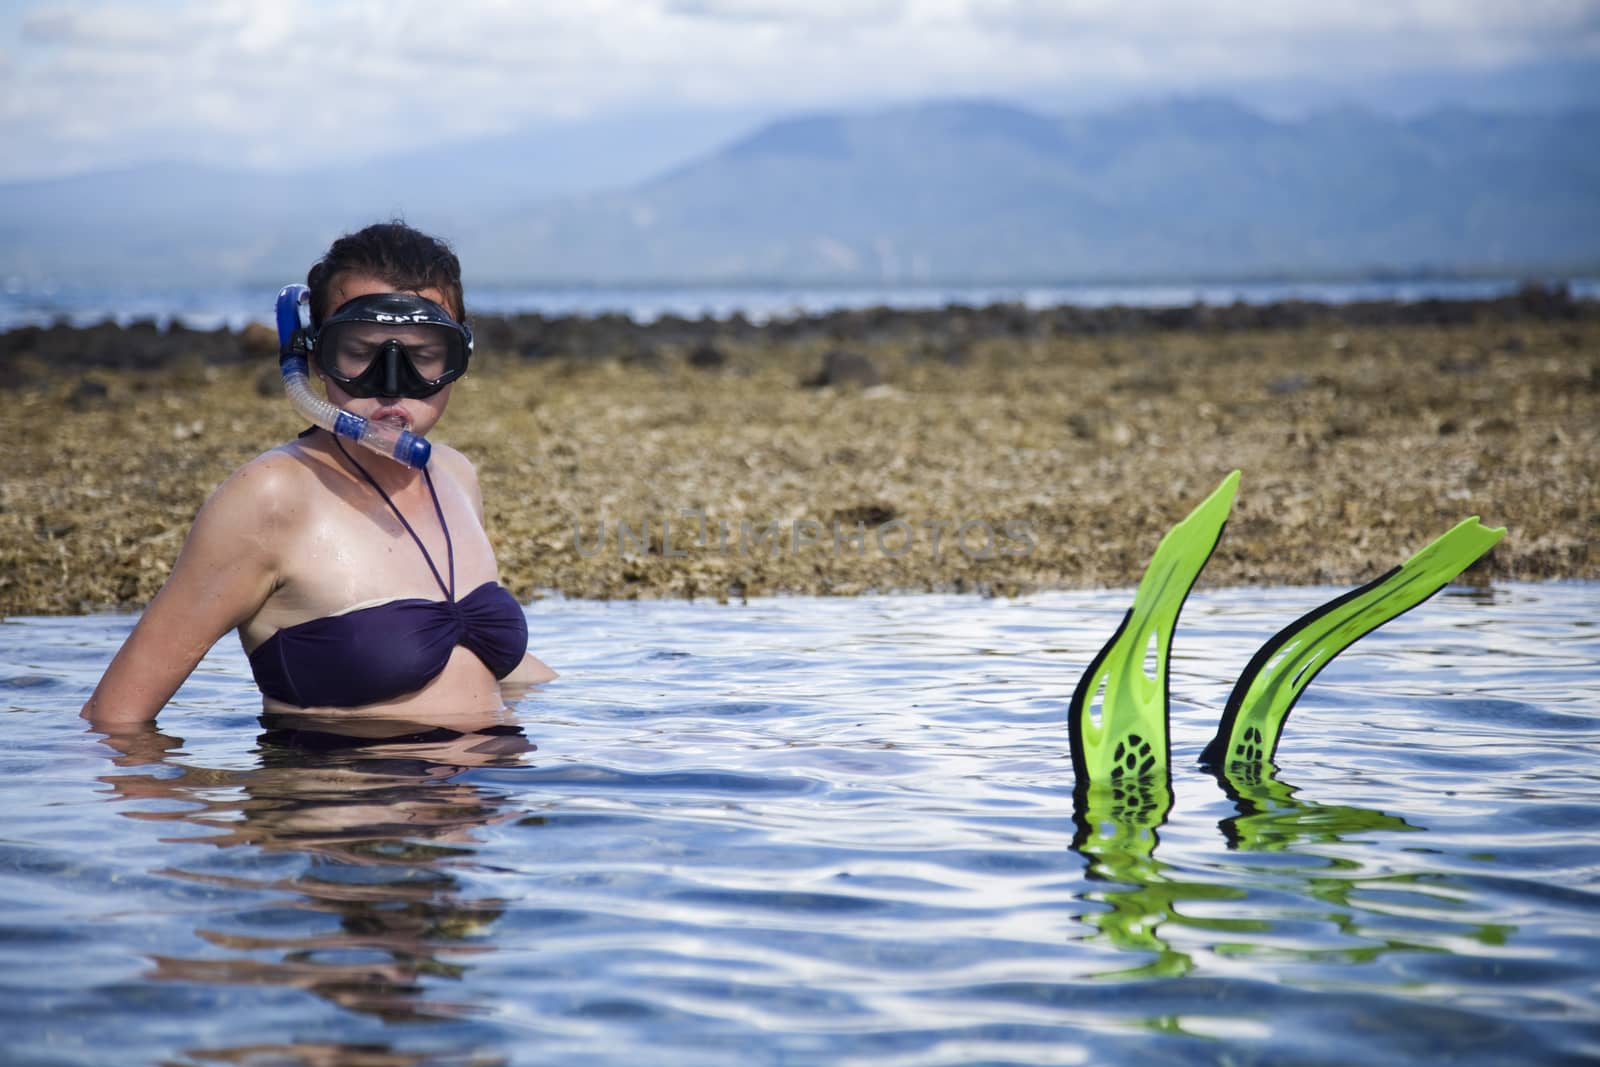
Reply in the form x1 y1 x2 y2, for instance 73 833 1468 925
4 274 1598 336
3 283 1595 377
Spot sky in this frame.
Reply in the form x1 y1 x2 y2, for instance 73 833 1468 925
3 0 1599 182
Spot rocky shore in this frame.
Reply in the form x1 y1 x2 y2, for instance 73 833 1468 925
3 287 1596 615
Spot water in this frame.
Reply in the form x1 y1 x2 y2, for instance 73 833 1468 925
4 275 1597 333
2 583 1598 1066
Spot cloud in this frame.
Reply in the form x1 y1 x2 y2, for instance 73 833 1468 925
666 0 904 23
3 0 1598 180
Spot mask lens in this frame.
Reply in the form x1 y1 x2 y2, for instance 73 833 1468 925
329 326 387 379
405 337 452 381
328 324 455 380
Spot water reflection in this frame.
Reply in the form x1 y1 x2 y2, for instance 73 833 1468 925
1208 763 1514 964
1212 761 1416 853
1071 777 1254 981
186 1044 465 1067
91 717 534 1065
1068 761 1507 984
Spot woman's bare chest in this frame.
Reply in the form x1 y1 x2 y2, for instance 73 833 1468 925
242 475 499 648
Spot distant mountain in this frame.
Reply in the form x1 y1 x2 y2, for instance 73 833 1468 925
462 97 1600 283
0 110 760 287
3 97 1596 287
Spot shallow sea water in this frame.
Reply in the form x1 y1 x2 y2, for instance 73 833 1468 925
1 583 1597 1066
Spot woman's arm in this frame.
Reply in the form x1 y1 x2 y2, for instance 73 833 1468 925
80 455 292 728
504 652 558 686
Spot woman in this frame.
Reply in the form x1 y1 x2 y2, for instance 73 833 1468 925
82 223 555 733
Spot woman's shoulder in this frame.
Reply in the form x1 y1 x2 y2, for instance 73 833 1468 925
427 440 479 480
427 441 483 494
425 441 487 519
203 439 330 526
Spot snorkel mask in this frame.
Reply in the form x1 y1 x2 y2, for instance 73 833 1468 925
309 292 474 400
274 285 433 469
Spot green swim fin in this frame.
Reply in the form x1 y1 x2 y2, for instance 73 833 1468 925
1069 471 1239 791
1200 516 1506 769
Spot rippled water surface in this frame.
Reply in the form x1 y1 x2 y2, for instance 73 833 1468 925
2 583 1597 1066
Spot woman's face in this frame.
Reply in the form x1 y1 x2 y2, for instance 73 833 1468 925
317 272 460 438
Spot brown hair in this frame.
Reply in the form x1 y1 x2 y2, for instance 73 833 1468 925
306 221 466 325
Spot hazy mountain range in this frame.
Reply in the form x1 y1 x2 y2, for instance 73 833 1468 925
3 97 1596 288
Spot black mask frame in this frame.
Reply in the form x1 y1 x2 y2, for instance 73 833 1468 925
310 292 473 399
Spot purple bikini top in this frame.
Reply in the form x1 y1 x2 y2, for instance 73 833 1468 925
248 442 527 708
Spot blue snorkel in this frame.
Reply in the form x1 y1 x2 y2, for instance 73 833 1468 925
275 284 432 469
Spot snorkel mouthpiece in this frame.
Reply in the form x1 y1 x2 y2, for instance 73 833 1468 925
274 285 432 469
